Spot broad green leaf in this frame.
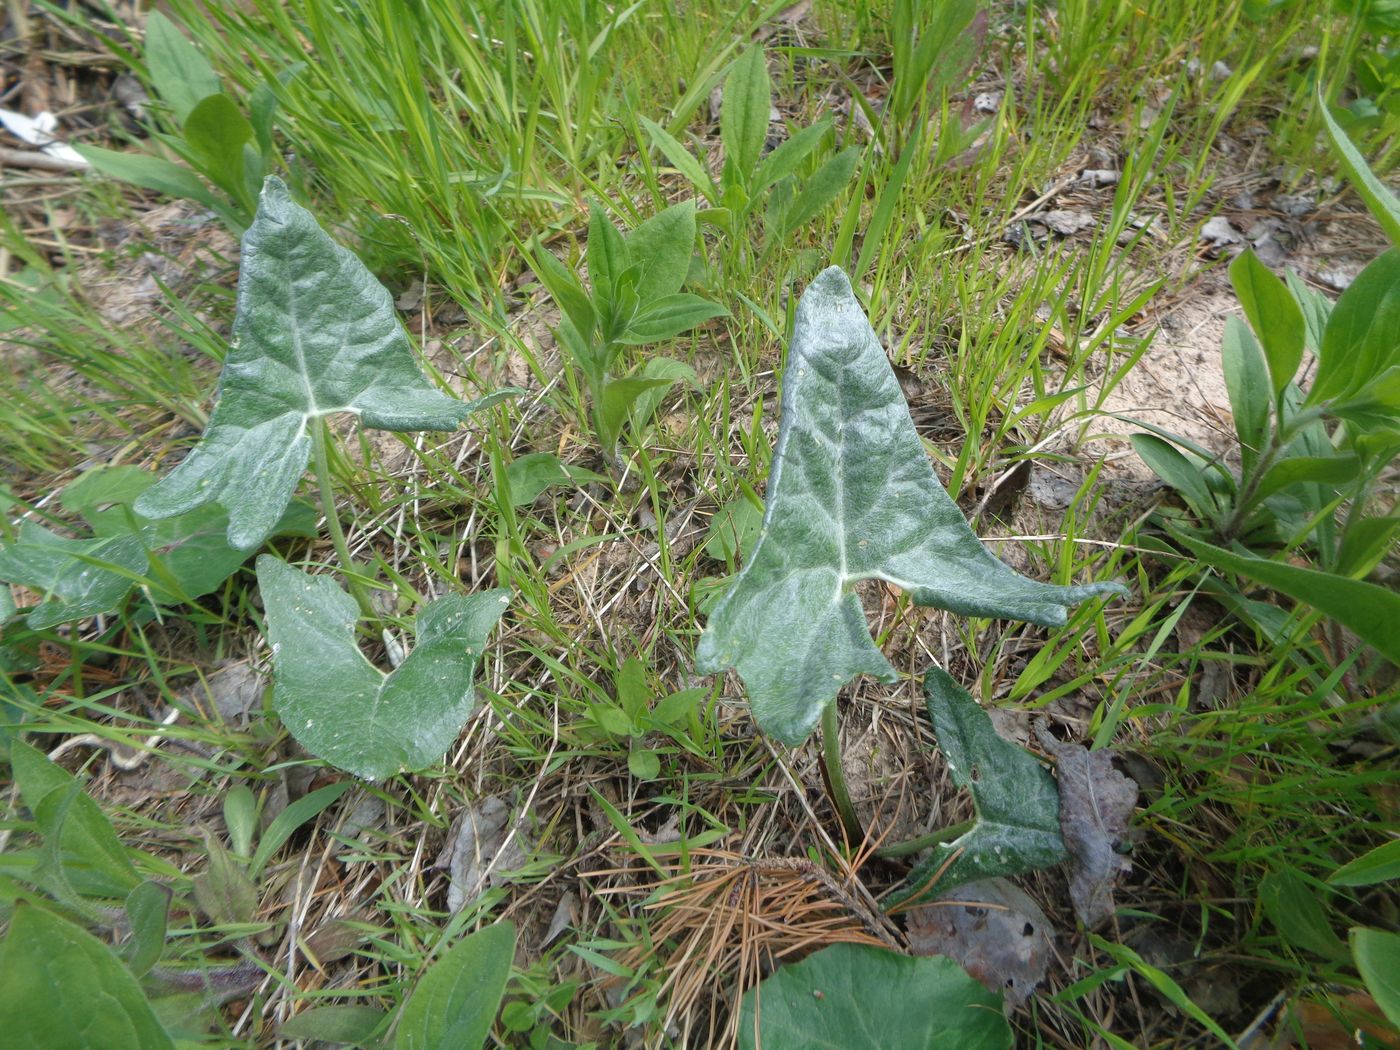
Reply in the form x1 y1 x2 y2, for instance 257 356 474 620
618 293 727 345
257 556 510 781
63 466 317 603
1330 840 1400 886
134 177 488 550
1173 531 1400 665
695 267 1125 743
9 740 142 899
639 117 718 204
596 376 674 453
1351 927 1400 1028
395 921 516 1050
623 200 697 305
0 903 175 1050
628 357 699 430
1253 453 1361 502
1308 250 1400 410
616 656 649 726
752 118 833 197
182 93 255 209
1129 433 1221 523
721 47 772 190
1320 94 1400 248
1337 514 1400 576
191 828 257 926
1219 316 1271 470
703 497 764 563
1258 867 1349 961
772 146 860 236
628 749 661 780
1229 250 1304 396
586 201 629 309
736 943 1011 1050
889 669 1067 907
123 881 172 977
1285 270 1331 354
278 1004 390 1044
73 145 228 218
502 453 607 507
529 246 595 339
0 522 147 629
144 11 221 125
249 781 351 877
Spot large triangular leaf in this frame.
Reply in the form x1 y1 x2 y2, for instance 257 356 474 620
887 669 1067 908
695 267 1125 743
0 522 147 630
135 177 495 550
256 556 510 781
736 942 1011 1050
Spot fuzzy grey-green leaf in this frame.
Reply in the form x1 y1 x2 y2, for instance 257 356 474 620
886 669 1066 907
135 177 482 550
694 267 1125 744
257 556 509 781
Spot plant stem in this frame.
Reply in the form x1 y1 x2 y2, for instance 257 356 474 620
310 417 377 621
874 819 976 860
820 699 865 847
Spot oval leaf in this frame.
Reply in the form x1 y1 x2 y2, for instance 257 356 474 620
1351 927 1400 1029
736 942 1011 1050
695 267 1125 744
257 556 510 781
0 903 175 1050
395 922 516 1050
135 177 487 550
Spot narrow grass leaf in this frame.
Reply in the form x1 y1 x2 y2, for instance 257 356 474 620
1320 94 1400 248
0 903 175 1050
696 268 1124 744
395 922 515 1050
737 942 1011 1050
257 556 510 781
135 177 484 551
888 669 1067 908
249 781 352 877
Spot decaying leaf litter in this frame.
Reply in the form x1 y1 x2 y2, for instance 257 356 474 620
3 1 1398 1047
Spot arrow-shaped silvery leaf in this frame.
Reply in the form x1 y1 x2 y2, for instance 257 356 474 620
887 668 1066 909
256 556 509 781
0 522 147 630
135 176 502 551
695 266 1125 744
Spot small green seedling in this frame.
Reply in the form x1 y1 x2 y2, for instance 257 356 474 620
582 656 709 779
530 199 726 456
76 12 280 231
641 47 858 252
696 266 1125 745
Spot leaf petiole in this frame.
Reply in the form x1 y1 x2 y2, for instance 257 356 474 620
310 417 376 622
